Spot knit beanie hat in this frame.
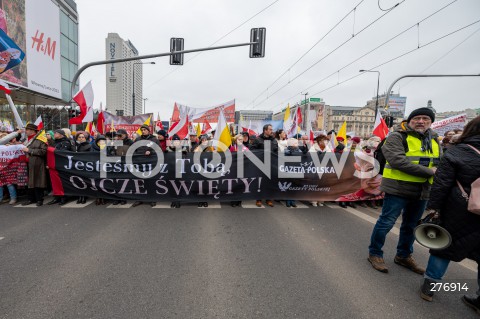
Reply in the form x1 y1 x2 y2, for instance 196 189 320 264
407 107 435 123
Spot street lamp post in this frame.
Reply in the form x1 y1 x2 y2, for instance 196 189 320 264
302 92 308 133
359 70 380 120
132 61 155 116
143 98 148 114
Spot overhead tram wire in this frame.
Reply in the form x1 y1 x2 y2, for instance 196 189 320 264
247 0 366 108
249 0 407 110
378 0 405 11
145 0 280 89
400 26 480 89
309 19 480 100
269 0 460 111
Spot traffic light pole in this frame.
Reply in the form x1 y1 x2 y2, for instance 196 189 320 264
70 41 259 104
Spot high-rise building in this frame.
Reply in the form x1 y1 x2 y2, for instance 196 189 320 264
105 33 143 116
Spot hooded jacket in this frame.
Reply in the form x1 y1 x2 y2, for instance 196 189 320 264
428 136 480 263
380 122 441 200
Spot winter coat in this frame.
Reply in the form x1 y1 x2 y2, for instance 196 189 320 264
133 134 159 155
380 123 441 200
54 137 75 151
25 138 47 188
428 136 480 263
91 135 106 152
284 145 308 156
250 133 278 152
76 141 92 152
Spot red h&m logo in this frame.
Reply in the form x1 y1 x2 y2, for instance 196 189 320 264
31 30 56 60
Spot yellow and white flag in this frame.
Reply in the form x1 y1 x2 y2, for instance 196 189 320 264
136 115 152 135
213 108 232 152
35 129 48 144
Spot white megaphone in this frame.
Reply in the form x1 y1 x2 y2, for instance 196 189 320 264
414 213 452 250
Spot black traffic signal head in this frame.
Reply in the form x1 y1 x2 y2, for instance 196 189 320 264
250 28 266 58
170 38 184 65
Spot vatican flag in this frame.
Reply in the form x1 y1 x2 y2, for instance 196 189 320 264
213 108 232 152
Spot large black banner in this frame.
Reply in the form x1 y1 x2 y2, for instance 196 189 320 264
47 148 383 202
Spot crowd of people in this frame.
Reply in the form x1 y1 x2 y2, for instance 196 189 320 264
1 109 479 314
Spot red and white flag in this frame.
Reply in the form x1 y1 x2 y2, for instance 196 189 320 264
155 113 164 131
34 115 44 131
97 102 105 134
372 112 389 140
309 129 314 144
168 114 189 139
0 79 12 95
70 81 94 125
201 119 212 135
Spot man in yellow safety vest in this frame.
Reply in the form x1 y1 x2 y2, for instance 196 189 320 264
368 107 441 274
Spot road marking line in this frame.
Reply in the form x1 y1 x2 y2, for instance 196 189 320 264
324 203 342 209
61 200 95 208
0 237 4 240
241 200 264 208
152 202 173 209
341 206 477 272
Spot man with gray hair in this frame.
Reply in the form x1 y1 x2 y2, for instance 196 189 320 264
368 107 441 275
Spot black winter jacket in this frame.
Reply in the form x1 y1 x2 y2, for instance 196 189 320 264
428 135 480 263
134 134 159 155
76 141 92 152
250 133 278 152
54 137 74 151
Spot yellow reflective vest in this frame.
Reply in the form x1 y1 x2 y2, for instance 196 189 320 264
383 134 440 184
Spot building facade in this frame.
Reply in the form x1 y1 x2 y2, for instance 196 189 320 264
365 92 407 119
0 0 79 127
105 33 143 116
234 110 273 123
273 98 326 132
324 105 377 138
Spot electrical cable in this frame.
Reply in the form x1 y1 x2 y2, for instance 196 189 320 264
249 0 407 109
310 19 480 100
145 0 280 89
247 0 365 106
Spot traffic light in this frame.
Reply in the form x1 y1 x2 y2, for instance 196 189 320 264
384 116 394 128
170 38 184 65
250 28 266 58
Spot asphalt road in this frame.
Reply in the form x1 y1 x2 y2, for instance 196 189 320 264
0 199 478 319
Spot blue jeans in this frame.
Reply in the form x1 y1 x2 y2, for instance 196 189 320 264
425 254 480 296
369 193 427 258
0 184 17 201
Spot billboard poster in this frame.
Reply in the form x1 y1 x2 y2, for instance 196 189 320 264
387 97 406 117
25 0 61 98
0 0 62 99
0 0 27 86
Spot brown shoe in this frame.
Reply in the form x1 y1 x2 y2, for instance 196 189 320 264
394 255 425 275
368 254 388 273
256 200 262 207
266 200 274 207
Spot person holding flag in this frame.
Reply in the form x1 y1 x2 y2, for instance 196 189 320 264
21 123 47 206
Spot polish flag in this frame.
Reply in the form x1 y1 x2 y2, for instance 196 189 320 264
309 129 314 144
372 112 389 140
296 107 303 124
0 79 12 94
97 102 105 134
201 119 212 135
70 81 94 125
34 115 44 131
155 113 164 131
168 114 189 139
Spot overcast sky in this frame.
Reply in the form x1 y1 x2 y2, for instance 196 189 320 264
76 0 480 119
